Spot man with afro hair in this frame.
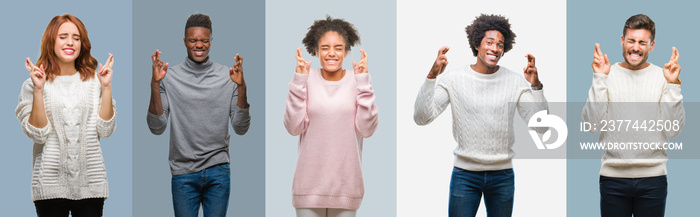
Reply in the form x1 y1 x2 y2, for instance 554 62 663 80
414 14 548 217
147 13 251 217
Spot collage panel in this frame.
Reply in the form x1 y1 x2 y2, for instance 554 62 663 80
0 0 133 216
397 0 567 216
566 0 700 216
265 0 397 216
132 0 265 216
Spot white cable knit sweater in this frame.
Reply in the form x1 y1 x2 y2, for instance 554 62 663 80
414 66 547 171
582 63 685 178
15 73 116 201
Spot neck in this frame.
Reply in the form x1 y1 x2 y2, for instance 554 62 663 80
58 61 77 76
321 68 345 81
471 59 499 74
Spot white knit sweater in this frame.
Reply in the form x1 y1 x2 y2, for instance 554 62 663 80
582 63 684 178
15 73 116 201
414 66 547 171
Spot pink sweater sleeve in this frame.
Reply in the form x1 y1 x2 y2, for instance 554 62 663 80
354 73 379 138
284 73 310 136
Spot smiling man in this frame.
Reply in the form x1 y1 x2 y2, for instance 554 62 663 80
413 14 548 217
582 14 684 217
146 13 251 217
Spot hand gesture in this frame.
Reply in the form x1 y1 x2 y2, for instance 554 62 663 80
229 53 245 85
428 46 449 79
592 43 610 75
523 54 541 86
25 57 46 90
97 53 114 87
352 49 368 74
151 49 168 83
295 47 311 74
663 47 681 83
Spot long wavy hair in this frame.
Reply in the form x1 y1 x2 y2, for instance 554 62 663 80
36 14 97 81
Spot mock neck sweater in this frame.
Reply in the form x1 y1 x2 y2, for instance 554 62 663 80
147 58 251 175
283 68 379 210
414 66 547 171
582 63 685 178
15 73 117 201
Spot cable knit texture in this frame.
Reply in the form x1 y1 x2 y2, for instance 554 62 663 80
582 63 685 178
283 68 379 210
15 73 116 201
414 66 547 171
146 58 251 175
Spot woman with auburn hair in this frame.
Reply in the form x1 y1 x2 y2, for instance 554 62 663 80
284 16 378 217
15 14 116 217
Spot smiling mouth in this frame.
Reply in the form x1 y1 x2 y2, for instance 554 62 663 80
193 50 206 56
326 59 339 64
63 48 75 55
627 52 642 61
486 53 499 61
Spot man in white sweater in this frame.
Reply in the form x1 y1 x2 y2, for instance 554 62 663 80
414 14 548 217
582 14 684 217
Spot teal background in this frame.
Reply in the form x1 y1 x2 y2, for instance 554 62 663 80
567 0 700 216
0 0 133 216
131 0 266 216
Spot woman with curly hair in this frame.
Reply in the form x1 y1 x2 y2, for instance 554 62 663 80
15 14 116 217
414 14 549 217
284 16 379 217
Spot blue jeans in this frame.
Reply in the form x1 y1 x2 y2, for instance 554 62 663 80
600 175 667 217
172 163 231 217
448 167 514 217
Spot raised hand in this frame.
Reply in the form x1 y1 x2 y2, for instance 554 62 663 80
663 47 681 84
97 53 114 87
352 49 368 74
295 47 311 74
25 57 46 90
151 49 168 83
427 46 449 79
229 53 245 85
523 54 541 86
592 43 610 75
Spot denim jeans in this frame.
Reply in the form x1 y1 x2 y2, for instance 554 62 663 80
34 198 104 217
172 163 231 217
600 175 667 217
448 167 514 217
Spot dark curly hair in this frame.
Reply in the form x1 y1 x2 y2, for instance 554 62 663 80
185 13 212 36
623 14 655 41
302 15 360 56
465 14 516 57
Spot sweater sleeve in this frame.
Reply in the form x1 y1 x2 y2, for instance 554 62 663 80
354 73 379 138
15 79 52 144
230 83 251 135
516 81 549 134
96 92 117 138
660 83 684 138
147 81 169 135
283 73 310 136
414 76 450 126
581 73 609 134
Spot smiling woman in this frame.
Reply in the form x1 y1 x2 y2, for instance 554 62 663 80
283 16 378 217
15 14 116 217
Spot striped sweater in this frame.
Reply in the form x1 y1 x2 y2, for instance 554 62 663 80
15 73 116 201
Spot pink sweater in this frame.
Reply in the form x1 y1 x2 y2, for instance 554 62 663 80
284 68 379 210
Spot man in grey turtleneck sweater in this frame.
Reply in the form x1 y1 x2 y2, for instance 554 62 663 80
146 13 250 217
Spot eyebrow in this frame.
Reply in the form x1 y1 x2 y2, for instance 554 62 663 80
486 37 504 43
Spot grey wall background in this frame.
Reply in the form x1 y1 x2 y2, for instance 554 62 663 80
567 0 700 216
265 0 397 216
0 0 133 215
131 0 265 216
